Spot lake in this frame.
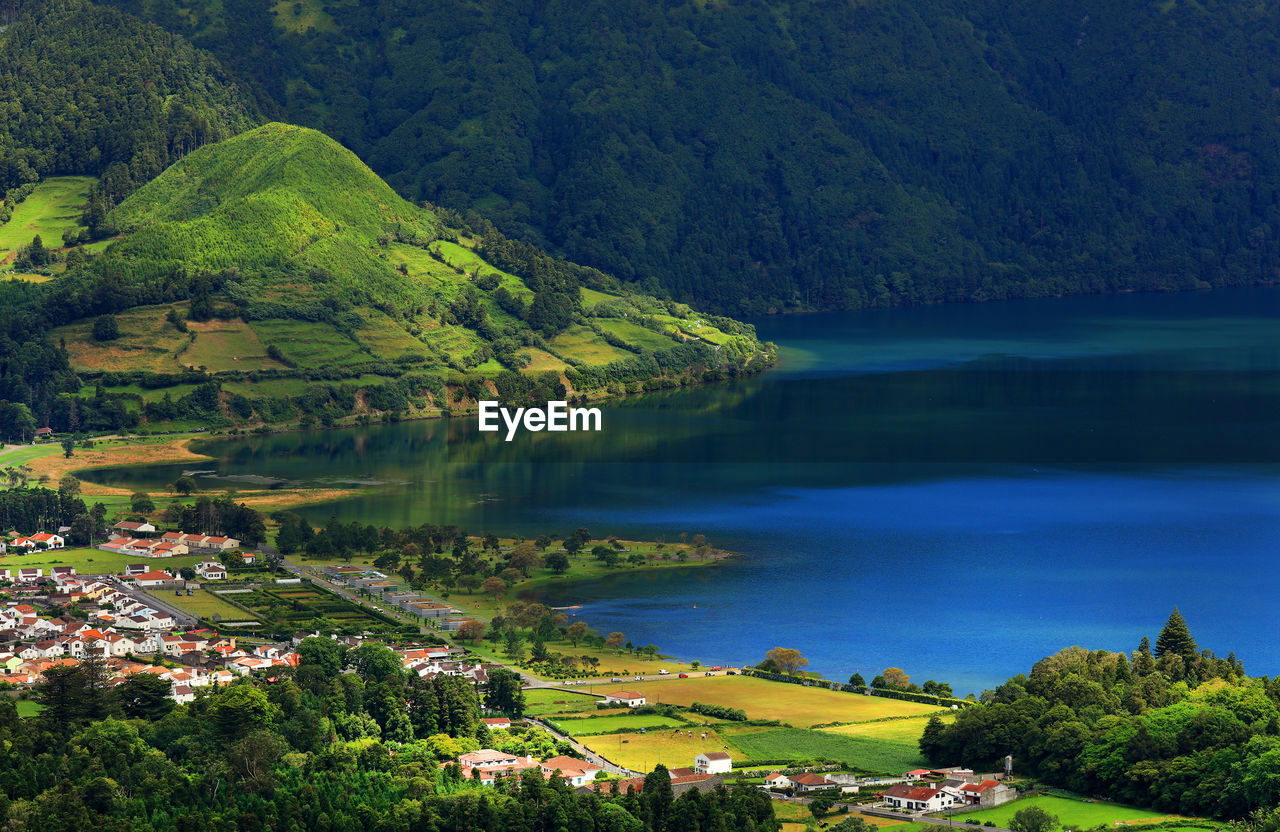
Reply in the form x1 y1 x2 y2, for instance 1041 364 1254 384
86 287 1280 694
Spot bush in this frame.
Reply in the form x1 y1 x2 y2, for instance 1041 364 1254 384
92 314 119 341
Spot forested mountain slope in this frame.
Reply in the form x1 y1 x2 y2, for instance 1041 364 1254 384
82 0 1280 314
0 0 257 200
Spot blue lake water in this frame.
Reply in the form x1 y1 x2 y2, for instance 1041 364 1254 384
87 288 1280 694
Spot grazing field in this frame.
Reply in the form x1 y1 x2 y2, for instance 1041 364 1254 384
549 714 685 736
0 547 204 575
579 727 734 772
181 319 284 372
551 325 635 365
518 348 567 372
621 676 941 727
0 176 94 254
956 796 1174 828
730 727 927 774
249 319 369 368
596 319 678 351
822 714 955 743
270 0 342 33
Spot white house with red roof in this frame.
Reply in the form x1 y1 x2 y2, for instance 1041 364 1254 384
112 521 156 536
195 560 226 580
884 784 955 812
28 533 64 549
132 570 174 588
694 751 732 774
482 717 512 731
602 690 646 707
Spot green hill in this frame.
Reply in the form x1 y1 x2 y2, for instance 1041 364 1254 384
27 123 771 431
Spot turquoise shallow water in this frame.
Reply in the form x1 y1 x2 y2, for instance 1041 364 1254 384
86 287 1280 693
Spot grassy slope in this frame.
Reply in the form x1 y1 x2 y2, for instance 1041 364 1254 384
44 123 766 416
0 177 94 257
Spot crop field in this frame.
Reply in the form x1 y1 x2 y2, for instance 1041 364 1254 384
956 796 1177 828
549 714 685 736
551 325 635 365
0 547 204 575
620 677 941 727
595 319 679 351
579 727 734 773
729 727 927 774
4 273 53 283
0 176 94 254
250 319 369 368
822 714 955 743
223 583 399 629
182 319 284 372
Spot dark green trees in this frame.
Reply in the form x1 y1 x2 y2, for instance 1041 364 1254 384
1154 607 1198 661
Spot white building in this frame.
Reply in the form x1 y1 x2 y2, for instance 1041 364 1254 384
602 690 646 707
694 751 732 774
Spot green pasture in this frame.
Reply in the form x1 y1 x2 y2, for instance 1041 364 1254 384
0 176 94 254
728 727 926 774
955 795 1177 828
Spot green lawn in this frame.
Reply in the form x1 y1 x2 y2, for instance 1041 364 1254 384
15 701 43 718
0 176 95 254
551 325 635 365
549 714 686 736
523 689 604 717
955 796 1176 828
0 547 205 575
596 319 679 351
728 727 926 774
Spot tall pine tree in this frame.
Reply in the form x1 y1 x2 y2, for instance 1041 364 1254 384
1154 607 1197 661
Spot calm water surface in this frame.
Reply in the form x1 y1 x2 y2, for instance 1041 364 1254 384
87 288 1280 693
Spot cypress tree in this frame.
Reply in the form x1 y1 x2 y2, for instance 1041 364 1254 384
1154 607 1197 660
1133 637 1156 676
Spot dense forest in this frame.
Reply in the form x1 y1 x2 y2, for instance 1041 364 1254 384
32 0 1269 314
921 610 1280 821
0 640 778 831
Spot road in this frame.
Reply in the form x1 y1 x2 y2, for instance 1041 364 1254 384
527 716 642 778
118 580 200 628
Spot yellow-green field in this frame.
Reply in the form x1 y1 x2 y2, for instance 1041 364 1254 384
592 727 734 772
249 319 369 367
596 319 678 351
822 714 955 743
270 0 344 33
0 176 94 255
167 588 257 621
182 319 286 372
550 325 636 365
619 676 941 727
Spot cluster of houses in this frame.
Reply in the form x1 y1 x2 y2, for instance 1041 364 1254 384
2 532 65 552
99 523 242 560
880 769 1015 812
323 566 482 633
452 749 609 787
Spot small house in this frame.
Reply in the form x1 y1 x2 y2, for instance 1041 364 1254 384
603 690 646 708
